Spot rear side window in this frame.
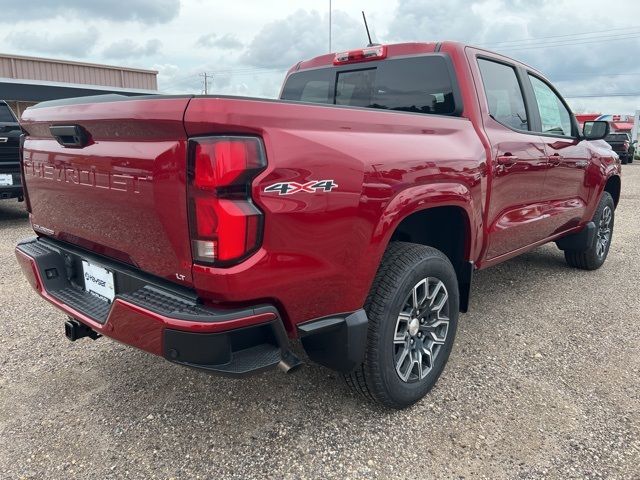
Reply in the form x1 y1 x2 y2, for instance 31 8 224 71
0 104 16 122
477 59 528 131
282 69 333 104
281 55 460 116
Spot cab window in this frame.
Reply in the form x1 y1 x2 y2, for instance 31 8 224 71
528 75 573 137
281 55 460 116
477 58 529 131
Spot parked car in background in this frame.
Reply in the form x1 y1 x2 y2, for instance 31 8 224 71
0 101 23 200
605 132 632 164
15 41 621 408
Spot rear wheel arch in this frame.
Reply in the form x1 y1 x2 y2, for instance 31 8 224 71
604 175 621 208
388 205 474 311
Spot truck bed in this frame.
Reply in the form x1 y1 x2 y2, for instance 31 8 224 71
20 93 484 323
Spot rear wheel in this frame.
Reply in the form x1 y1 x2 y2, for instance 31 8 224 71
344 242 458 409
564 192 614 270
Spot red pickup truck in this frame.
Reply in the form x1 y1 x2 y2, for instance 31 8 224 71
16 42 620 408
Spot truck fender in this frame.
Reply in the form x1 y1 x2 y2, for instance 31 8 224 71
356 182 480 313
372 182 479 251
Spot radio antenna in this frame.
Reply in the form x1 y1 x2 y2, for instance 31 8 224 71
361 11 377 47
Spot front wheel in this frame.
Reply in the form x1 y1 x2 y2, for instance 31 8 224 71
344 242 459 409
564 192 615 270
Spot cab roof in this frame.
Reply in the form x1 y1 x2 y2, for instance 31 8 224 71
288 41 543 79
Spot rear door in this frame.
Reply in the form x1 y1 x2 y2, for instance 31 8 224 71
525 73 591 235
471 55 549 260
20 96 195 285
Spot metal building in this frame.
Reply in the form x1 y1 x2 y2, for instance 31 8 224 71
0 53 158 117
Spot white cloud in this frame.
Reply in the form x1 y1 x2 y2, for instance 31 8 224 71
0 0 180 24
197 33 243 50
5 28 100 58
242 9 364 68
103 39 162 59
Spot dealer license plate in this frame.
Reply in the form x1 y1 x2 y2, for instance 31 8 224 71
82 260 115 302
0 174 12 186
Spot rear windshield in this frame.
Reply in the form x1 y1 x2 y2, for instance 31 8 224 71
606 134 628 141
0 104 17 123
281 55 459 116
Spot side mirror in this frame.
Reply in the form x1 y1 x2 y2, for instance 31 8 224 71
583 120 609 140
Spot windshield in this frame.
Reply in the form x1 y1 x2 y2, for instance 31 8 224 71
281 55 459 116
0 104 17 123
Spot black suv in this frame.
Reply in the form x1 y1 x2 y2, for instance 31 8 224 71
0 101 22 200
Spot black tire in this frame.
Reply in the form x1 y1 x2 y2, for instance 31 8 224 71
344 242 459 409
564 192 614 270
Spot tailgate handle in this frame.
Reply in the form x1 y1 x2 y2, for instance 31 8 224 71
50 125 89 148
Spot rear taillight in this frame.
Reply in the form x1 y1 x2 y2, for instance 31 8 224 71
19 133 32 213
188 136 266 266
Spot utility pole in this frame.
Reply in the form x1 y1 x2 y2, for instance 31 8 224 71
329 0 332 52
200 72 212 95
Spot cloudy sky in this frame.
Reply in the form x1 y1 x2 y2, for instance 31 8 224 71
2 0 640 113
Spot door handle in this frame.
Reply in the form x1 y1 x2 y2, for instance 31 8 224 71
49 125 89 148
496 154 517 166
576 160 588 168
549 153 563 166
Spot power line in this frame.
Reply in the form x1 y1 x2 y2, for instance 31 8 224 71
202 65 285 74
479 25 640 47
210 67 288 75
553 72 640 80
565 93 640 98
497 33 640 51
563 92 640 98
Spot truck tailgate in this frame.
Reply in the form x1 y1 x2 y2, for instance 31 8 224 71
20 96 194 285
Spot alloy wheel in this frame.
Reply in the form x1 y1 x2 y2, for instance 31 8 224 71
393 277 450 383
596 205 612 259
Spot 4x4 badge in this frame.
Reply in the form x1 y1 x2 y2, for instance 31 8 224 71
264 180 338 195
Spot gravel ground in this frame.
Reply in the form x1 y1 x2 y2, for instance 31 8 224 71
1 166 639 480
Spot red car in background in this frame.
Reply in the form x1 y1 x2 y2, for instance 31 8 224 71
575 113 601 131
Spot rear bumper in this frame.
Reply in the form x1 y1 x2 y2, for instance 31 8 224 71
0 167 22 199
15 237 295 376
0 184 22 199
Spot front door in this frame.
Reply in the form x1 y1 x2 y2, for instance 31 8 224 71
527 74 590 236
